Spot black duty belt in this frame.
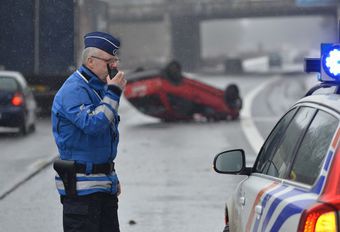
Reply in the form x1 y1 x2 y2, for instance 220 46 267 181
75 162 115 175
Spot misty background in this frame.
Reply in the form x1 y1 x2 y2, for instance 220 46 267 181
110 14 336 70
201 16 336 58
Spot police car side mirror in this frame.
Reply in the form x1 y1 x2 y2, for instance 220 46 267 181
213 149 246 174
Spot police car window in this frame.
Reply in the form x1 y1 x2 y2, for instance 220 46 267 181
255 108 297 173
267 107 316 178
289 110 338 185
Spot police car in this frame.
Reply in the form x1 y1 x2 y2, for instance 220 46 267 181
213 43 340 232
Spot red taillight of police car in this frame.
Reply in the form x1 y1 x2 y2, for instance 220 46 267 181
298 202 338 232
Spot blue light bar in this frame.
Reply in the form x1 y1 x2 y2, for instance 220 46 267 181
321 43 340 82
324 48 340 76
304 58 320 73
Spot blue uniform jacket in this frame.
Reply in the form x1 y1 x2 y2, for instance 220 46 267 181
52 65 121 196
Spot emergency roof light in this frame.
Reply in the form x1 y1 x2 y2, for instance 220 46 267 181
321 43 340 82
305 43 340 83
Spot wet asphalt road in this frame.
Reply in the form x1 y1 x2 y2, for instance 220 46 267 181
0 74 311 232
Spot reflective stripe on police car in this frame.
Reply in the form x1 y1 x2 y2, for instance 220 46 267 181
245 126 340 232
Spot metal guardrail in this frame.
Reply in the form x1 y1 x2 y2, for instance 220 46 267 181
109 0 337 22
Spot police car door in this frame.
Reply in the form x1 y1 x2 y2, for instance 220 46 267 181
233 106 317 232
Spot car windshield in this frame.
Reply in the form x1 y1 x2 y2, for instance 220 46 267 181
0 76 19 92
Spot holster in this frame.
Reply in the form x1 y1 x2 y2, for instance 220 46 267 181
53 158 77 197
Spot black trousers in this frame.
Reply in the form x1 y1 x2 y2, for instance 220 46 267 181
61 192 120 232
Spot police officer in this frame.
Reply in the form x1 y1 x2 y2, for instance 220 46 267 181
51 31 126 232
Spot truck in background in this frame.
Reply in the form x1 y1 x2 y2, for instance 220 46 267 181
0 0 76 114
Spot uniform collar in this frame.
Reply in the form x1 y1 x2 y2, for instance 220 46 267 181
78 65 106 91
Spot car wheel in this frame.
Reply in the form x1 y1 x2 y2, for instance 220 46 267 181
19 123 28 136
163 60 183 85
18 114 28 136
224 84 242 110
223 223 230 232
29 123 36 133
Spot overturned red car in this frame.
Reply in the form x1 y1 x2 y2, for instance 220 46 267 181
124 61 242 122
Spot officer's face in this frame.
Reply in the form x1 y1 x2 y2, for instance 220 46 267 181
88 50 119 83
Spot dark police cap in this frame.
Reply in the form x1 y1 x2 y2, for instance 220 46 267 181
84 31 120 55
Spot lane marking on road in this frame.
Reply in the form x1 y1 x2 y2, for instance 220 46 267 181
240 76 281 154
0 155 57 200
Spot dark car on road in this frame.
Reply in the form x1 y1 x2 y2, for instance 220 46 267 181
0 71 37 135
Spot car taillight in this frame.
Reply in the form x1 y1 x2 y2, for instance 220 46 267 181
11 92 24 106
298 203 338 232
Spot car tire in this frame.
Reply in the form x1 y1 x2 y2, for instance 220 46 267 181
223 223 230 232
18 114 28 136
19 123 28 136
30 123 36 133
163 60 183 85
224 84 242 110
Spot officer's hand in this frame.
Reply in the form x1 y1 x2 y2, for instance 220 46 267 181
117 183 121 196
106 71 127 90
